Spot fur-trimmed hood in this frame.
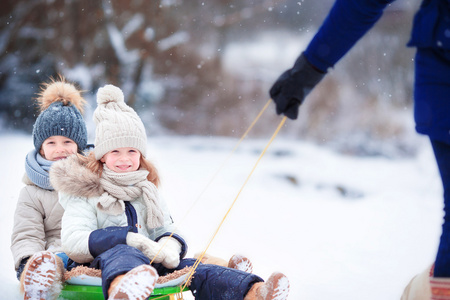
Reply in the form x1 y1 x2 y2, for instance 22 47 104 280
51 154 177 265
49 154 103 198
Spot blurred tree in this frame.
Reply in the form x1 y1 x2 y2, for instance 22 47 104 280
0 0 420 156
0 0 290 135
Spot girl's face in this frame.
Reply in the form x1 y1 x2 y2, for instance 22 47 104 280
40 136 78 161
101 147 141 173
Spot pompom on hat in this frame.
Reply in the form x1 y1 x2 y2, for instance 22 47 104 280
32 78 88 152
93 84 147 160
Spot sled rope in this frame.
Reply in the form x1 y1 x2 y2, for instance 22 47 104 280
150 100 271 265
182 115 288 290
174 99 271 225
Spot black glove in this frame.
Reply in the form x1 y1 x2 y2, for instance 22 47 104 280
269 53 326 120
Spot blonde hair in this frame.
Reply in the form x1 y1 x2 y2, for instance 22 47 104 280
78 151 160 187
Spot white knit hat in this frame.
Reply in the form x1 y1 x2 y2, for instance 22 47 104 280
93 84 147 160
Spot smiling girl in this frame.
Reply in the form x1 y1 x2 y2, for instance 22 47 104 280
101 147 141 173
50 84 289 300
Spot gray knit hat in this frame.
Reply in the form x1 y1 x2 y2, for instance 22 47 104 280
93 84 147 160
32 80 88 152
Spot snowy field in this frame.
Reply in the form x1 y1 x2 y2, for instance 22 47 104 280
0 129 444 300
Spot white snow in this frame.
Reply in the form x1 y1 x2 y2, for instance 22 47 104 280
0 130 443 299
106 22 140 65
223 31 315 82
157 31 190 52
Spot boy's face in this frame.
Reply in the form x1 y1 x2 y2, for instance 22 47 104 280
101 147 141 173
40 136 78 161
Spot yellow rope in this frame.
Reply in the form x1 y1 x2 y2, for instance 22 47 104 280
182 115 287 290
148 100 274 297
149 99 272 265
176 99 272 223
149 100 286 297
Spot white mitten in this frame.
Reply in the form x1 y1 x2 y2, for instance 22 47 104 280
126 232 165 263
158 237 182 269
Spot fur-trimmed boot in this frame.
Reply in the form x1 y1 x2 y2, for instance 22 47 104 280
20 251 64 300
244 272 290 300
195 253 254 273
108 264 158 300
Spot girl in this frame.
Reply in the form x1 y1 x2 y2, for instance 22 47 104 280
50 84 289 300
11 78 88 300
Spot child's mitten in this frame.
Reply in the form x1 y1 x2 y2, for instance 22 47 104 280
126 232 164 263
158 237 182 269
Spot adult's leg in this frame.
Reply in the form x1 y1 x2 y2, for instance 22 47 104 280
431 139 450 277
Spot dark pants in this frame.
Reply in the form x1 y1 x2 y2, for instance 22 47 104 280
91 244 263 299
431 139 450 277
177 258 263 300
90 244 150 298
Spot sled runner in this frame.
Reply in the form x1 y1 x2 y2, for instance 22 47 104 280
58 267 190 300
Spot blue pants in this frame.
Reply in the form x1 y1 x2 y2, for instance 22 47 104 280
91 244 263 299
431 139 450 277
56 252 69 269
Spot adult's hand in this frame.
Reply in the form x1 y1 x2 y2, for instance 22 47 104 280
269 53 326 120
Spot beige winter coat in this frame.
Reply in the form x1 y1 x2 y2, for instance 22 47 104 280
401 266 432 300
10 174 64 270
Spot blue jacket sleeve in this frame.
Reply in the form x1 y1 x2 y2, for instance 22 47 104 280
88 226 133 258
304 0 395 72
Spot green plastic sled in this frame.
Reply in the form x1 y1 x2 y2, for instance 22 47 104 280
59 284 189 300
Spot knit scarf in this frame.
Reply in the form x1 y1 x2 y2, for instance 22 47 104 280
25 150 54 190
97 165 164 229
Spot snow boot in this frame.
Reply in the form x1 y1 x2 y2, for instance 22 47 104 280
244 272 290 300
228 254 253 273
21 251 63 300
195 253 254 273
108 264 158 300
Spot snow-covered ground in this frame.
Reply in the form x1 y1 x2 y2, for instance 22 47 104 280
0 129 443 299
